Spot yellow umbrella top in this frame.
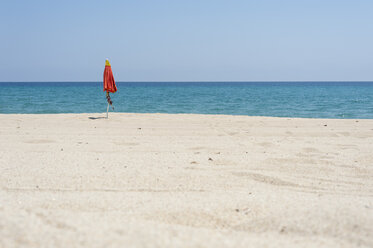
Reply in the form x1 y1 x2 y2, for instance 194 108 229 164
105 59 111 66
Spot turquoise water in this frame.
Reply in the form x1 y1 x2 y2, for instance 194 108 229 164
0 82 373 118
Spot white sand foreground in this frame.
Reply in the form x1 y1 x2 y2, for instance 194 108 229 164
0 113 372 247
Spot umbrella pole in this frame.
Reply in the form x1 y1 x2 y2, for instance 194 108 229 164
106 102 110 119
105 91 110 119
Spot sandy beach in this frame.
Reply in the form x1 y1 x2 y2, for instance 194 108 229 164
0 113 372 247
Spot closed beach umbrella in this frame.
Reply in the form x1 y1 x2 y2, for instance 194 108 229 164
103 59 117 118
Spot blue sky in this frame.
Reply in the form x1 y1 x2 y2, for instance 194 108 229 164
1 0 372 81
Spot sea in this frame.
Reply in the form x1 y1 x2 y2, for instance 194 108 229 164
0 82 372 119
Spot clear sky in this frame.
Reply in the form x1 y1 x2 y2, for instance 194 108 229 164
1 0 372 82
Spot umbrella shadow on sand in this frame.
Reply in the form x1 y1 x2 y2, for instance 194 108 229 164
88 116 107 120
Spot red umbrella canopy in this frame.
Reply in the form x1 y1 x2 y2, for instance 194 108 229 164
103 59 117 93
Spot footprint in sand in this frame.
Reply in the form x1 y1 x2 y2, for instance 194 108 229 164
232 171 299 187
302 147 321 153
257 142 273 148
189 146 206 151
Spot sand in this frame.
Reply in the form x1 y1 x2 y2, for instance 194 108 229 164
0 113 372 247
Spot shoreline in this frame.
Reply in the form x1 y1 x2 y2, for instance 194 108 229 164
1 112 372 120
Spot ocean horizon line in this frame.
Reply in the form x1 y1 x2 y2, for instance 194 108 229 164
1 80 373 83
